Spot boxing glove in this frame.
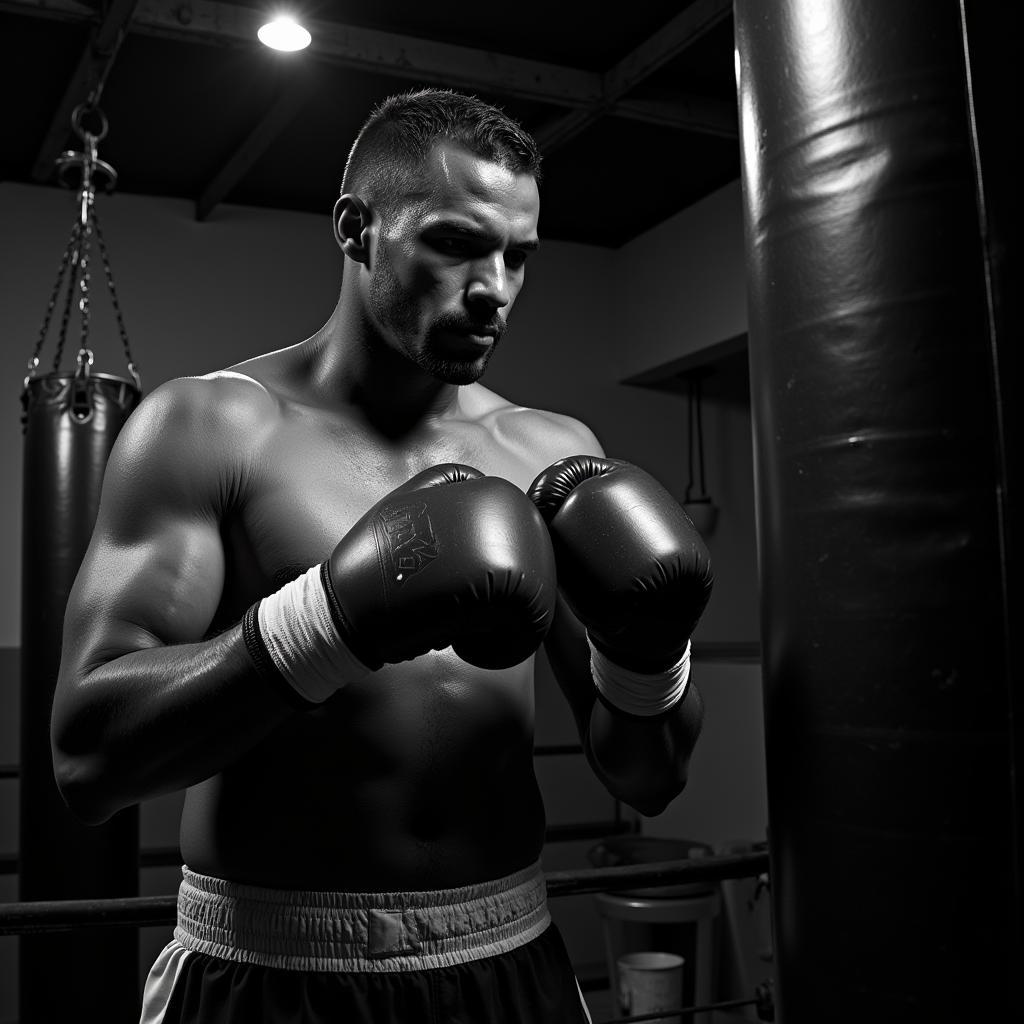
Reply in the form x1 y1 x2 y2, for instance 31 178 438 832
246 464 557 704
325 463 556 670
528 456 713 674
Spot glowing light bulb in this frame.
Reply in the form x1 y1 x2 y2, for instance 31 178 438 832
258 17 312 51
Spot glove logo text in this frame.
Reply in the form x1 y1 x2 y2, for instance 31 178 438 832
378 503 439 581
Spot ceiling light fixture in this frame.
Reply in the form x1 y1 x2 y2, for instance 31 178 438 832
257 16 312 52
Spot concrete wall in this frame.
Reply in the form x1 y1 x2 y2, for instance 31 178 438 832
0 177 764 1015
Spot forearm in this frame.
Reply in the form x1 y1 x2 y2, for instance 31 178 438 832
586 677 704 817
545 596 705 817
529 453 713 816
52 623 297 824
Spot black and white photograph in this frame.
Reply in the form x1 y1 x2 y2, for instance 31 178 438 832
0 2 1017 1022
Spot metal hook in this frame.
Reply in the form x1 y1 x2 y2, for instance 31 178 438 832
75 348 95 380
56 104 117 201
22 356 40 393
71 103 109 143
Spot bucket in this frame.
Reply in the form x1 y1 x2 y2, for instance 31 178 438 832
616 951 685 1023
589 836 715 897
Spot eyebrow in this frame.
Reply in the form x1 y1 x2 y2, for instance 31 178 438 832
426 220 540 252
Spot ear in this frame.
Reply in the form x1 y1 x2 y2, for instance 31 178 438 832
333 194 373 264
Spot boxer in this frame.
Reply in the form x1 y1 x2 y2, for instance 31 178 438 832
51 88 711 1023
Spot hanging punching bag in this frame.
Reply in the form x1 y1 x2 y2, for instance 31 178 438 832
20 370 142 1022
735 0 1019 1020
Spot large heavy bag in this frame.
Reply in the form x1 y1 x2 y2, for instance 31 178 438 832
20 370 142 1022
735 1 1019 1020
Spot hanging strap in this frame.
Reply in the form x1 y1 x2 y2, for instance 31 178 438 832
685 372 709 504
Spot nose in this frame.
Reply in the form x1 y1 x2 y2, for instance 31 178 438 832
465 253 510 313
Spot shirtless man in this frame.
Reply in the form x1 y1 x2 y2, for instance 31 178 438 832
51 89 712 1023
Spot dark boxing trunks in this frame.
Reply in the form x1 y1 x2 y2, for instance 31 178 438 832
140 861 592 1023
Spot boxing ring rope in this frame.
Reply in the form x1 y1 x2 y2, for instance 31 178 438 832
0 850 769 935
0 852 776 1021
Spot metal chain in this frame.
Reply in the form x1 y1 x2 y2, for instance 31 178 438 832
92 211 140 387
25 220 81 390
52 225 83 374
75 219 95 377
25 101 140 394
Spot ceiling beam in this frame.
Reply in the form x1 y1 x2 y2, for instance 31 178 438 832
195 68 317 220
130 0 604 107
30 0 140 182
605 0 733 96
532 0 734 152
3 0 599 105
610 95 738 140
0 0 99 21
5 0 734 140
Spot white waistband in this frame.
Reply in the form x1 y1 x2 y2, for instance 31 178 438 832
174 862 551 973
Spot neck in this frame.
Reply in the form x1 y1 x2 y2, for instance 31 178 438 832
303 288 462 439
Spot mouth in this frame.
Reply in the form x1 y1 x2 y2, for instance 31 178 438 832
435 328 497 355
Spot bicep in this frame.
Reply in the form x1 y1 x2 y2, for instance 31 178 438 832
65 518 225 673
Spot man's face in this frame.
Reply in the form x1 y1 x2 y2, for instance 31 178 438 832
366 143 540 385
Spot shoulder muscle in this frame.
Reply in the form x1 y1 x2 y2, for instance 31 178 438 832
96 373 276 542
497 406 605 473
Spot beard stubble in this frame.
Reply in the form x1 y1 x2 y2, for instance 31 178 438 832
369 243 503 386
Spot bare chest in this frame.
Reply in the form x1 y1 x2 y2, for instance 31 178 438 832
215 408 542 620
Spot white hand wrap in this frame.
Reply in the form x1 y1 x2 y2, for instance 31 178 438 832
588 636 691 717
255 564 372 704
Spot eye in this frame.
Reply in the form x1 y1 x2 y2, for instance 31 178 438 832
505 250 529 271
431 236 472 256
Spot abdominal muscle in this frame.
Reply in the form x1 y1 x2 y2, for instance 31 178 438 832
179 649 547 892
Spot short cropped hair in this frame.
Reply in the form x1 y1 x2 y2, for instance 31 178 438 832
341 89 542 219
